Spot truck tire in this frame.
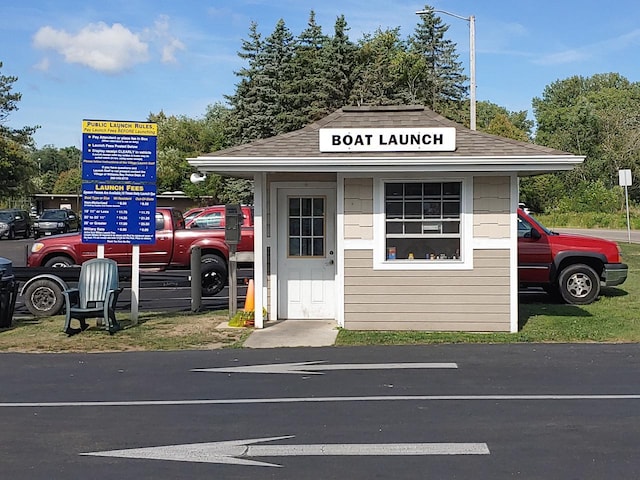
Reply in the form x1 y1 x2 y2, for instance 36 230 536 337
201 254 227 297
24 279 64 316
558 264 600 305
44 256 74 268
8 227 15 240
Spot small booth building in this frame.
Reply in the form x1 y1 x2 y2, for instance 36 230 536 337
190 106 582 333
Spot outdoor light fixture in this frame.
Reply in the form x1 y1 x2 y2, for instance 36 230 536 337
190 172 207 184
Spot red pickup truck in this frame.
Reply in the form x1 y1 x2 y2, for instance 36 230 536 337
22 206 254 314
518 208 628 304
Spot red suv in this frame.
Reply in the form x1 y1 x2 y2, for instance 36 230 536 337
518 208 628 304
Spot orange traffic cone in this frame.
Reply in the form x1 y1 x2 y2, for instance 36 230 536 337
243 279 255 312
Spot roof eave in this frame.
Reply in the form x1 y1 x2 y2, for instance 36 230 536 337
188 155 584 176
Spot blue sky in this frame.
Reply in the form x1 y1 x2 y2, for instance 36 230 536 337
3 0 640 149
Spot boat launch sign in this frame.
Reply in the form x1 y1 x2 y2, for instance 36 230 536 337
81 120 157 244
319 127 456 152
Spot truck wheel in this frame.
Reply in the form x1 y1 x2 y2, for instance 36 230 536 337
201 254 227 296
558 264 600 305
24 279 64 316
23 226 31 239
44 256 74 268
8 227 15 240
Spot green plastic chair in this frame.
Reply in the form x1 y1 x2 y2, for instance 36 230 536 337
63 258 123 335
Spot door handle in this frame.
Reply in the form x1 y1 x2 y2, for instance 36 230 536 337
325 259 334 266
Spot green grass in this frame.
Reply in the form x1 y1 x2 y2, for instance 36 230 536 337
535 210 640 229
0 311 251 352
2 245 639 352
335 243 640 345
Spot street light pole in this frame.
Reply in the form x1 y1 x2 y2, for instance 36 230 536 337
416 9 476 131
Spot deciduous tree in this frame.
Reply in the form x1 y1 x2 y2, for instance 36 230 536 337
533 73 640 209
0 61 38 199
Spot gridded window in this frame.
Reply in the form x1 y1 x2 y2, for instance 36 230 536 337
288 196 325 257
385 182 462 261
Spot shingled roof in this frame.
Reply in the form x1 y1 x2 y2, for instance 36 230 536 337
189 105 583 175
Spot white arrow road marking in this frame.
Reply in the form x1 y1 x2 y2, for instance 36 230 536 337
81 435 490 467
191 361 458 374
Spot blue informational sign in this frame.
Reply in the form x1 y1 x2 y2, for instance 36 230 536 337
81 183 156 244
82 133 157 183
81 120 158 245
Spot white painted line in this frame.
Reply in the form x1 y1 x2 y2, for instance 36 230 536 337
1 394 640 408
81 435 490 467
192 361 459 375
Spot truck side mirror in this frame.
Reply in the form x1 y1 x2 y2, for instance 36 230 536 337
225 204 242 246
526 228 541 240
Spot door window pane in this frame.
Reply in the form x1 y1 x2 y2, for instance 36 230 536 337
288 196 326 257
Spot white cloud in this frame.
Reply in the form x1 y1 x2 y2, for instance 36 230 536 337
147 15 185 64
535 49 591 66
33 57 50 71
33 22 150 73
534 28 640 66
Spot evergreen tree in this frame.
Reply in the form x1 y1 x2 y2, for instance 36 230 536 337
261 19 297 134
349 27 405 106
323 15 358 112
287 11 331 127
408 6 468 117
226 22 266 144
227 19 297 143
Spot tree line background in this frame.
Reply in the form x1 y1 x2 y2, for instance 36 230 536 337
1 5 639 215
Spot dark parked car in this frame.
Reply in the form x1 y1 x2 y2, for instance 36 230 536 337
32 209 80 238
0 209 31 239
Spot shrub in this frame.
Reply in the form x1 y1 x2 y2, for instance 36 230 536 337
551 180 623 214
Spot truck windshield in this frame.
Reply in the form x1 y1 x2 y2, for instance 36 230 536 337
41 210 67 220
527 213 556 235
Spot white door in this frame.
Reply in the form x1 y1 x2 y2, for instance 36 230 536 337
277 188 336 319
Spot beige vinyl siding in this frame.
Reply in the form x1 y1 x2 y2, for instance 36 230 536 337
473 176 511 239
344 249 511 331
344 177 373 240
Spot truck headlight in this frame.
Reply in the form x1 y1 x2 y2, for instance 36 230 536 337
31 242 45 253
57 222 64 228
0 222 8 234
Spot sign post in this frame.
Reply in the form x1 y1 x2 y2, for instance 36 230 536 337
81 120 158 324
619 169 632 244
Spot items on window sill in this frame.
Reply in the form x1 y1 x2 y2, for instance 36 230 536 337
385 252 461 261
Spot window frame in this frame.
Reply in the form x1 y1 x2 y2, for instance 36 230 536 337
373 175 473 271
